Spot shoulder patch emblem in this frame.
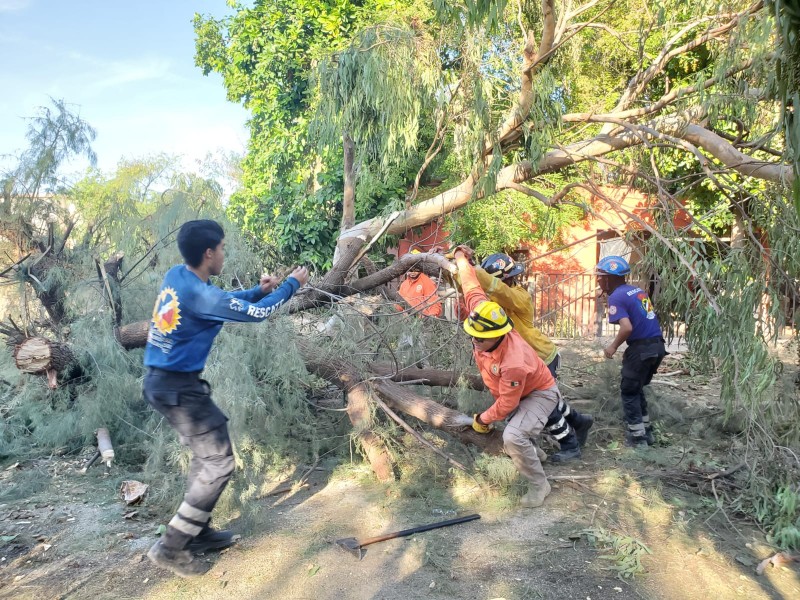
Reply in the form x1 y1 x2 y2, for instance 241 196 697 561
416 284 423 293
609 305 617 315
230 298 244 312
491 364 499 375
152 287 181 334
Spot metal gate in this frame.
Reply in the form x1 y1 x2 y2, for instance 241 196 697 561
527 273 632 338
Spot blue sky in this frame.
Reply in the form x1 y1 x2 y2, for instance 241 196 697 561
0 0 249 178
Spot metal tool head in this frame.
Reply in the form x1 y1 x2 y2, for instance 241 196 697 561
335 537 364 560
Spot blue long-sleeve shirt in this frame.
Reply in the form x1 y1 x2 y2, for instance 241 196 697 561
144 265 301 372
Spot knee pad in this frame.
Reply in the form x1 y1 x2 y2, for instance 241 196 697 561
201 453 235 484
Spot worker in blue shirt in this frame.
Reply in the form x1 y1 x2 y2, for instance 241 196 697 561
143 220 308 578
596 256 666 447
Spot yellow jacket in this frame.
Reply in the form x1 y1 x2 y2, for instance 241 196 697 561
466 268 558 365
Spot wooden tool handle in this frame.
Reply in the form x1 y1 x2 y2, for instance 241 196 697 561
358 513 480 547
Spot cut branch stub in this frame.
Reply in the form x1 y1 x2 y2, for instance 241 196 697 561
14 337 74 388
114 321 149 350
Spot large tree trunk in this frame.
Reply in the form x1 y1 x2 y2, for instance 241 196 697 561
368 362 486 391
338 107 794 246
302 352 396 481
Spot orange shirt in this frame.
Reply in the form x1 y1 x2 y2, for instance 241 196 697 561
458 257 554 423
398 273 442 317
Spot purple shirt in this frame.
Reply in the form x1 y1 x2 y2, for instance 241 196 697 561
607 284 662 341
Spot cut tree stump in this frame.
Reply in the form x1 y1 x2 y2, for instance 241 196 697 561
114 321 149 350
14 337 74 388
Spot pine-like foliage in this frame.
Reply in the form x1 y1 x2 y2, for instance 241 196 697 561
0 160 349 517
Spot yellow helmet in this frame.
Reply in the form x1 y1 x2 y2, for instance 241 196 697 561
463 301 513 338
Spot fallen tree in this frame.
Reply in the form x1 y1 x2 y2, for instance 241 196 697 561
94 318 503 480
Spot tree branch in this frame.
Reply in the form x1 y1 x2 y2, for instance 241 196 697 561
562 58 758 124
608 1 763 117
487 0 557 154
339 107 792 247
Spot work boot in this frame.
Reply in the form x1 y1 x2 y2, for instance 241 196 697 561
188 526 236 553
570 413 594 447
520 479 552 508
644 426 656 446
549 430 581 463
624 432 648 448
147 540 210 578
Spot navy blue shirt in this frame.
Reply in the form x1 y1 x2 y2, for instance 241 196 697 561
144 265 301 372
607 284 662 341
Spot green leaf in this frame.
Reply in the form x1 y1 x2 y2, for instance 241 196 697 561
1 535 18 544
155 524 167 536
308 564 321 577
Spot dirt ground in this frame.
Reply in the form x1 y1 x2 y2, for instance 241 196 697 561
1 340 799 600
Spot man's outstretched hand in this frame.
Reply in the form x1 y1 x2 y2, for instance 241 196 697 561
453 245 475 264
288 266 309 287
259 273 279 294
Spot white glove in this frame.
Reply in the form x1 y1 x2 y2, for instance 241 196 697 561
451 414 476 428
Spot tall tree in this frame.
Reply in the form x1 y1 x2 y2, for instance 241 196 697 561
194 0 432 267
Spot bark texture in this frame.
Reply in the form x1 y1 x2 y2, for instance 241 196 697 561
368 362 486 391
14 337 74 374
114 321 149 350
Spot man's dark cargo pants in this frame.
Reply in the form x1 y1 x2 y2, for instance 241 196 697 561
143 367 234 550
620 337 666 437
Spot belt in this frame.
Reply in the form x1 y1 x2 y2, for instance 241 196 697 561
627 336 663 346
145 366 202 379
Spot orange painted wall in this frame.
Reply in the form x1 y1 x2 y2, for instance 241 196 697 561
394 219 452 256
525 185 691 274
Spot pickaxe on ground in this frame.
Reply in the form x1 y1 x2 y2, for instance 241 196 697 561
335 513 480 560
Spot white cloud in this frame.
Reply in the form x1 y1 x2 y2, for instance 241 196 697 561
0 0 31 12
62 51 175 93
89 57 174 92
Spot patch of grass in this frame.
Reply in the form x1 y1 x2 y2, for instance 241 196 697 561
419 531 453 572
511 581 545 600
0 467 50 502
299 522 340 559
583 526 652 579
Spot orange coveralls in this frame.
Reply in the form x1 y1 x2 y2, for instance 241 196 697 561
398 273 442 317
459 257 560 489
